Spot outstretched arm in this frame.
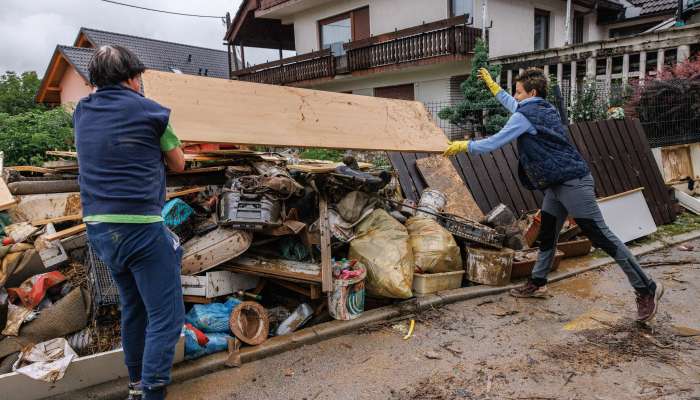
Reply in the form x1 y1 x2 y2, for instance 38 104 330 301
467 113 534 155
478 68 517 113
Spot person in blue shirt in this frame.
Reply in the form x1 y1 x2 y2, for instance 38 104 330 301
444 68 663 322
74 45 185 400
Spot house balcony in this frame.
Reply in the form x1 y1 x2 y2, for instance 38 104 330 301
230 15 481 86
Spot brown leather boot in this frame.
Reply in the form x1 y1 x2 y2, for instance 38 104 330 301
636 282 664 322
510 280 548 298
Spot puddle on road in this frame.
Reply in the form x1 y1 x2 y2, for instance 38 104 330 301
551 273 600 299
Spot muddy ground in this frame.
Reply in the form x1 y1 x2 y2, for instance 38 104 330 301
169 239 700 400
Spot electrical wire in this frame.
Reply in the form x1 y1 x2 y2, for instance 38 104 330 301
98 0 224 19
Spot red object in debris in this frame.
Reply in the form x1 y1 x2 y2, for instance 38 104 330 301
184 323 209 346
2 237 14 245
7 271 67 309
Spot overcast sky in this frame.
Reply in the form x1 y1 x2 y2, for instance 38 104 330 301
0 0 284 76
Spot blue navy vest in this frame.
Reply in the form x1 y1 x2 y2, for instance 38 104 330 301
74 85 170 217
516 98 590 190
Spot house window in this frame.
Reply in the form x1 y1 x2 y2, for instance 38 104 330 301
319 7 370 56
451 0 473 17
573 12 585 44
534 9 550 51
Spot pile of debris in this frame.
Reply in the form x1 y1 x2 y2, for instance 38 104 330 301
0 148 597 383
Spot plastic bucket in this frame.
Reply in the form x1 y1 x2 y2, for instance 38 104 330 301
416 189 447 219
328 270 366 321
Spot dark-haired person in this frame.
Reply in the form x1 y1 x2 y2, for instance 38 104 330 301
444 67 663 322
74 45 185 400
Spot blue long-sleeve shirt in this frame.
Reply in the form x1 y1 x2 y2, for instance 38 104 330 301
468 91 539 155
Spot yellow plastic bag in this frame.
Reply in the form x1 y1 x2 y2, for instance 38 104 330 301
349 210 414 299
406 216 462 273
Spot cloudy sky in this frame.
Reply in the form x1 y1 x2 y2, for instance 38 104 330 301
0 0 284 76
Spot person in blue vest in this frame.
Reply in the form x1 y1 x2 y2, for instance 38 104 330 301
74 45 186 400
444 67 663 322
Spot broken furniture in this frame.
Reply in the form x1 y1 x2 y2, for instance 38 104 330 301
597 188 657 243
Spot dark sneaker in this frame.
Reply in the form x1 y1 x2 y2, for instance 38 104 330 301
127 383 142 400
510 280 548 298
636 282 664 322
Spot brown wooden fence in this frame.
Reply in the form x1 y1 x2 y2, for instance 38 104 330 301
389 118 676 226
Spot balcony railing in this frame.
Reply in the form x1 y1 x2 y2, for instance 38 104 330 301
345 15 480 72
231 16 480 85
231 49 335 85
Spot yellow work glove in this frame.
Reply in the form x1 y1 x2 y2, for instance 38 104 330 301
443 140 470 157
477 67 501 96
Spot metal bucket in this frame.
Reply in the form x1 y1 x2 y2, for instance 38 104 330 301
416 189 447 219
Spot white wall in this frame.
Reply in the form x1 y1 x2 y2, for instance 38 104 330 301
415 78 451 104
290 0 450 54
370 0 449 34
289 0 610 58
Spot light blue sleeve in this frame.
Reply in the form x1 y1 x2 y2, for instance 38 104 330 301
468 112 536 155
495 90 518 113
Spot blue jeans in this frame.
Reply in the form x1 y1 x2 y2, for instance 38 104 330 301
87 222 184 398
531 174 656 294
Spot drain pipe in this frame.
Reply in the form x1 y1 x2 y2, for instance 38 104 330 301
565 0 572 45
481 0 488 39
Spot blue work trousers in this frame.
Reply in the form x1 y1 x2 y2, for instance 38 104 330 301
87 222 184 399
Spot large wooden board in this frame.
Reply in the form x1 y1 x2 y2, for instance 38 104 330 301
416 156 484 221
0 178 16 211
141 70 448 152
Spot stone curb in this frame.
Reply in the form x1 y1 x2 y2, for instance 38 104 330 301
56 230 700 400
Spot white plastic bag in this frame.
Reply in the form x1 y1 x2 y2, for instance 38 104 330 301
12 338 77 382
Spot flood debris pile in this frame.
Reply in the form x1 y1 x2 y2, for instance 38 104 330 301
0 148 599 381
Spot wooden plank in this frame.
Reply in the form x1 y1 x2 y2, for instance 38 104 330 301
617 119 667 223
166 187 206 200
578 122 615 196
0 178 16 211
225 257 322 283
416 156 484 221
586 121 626 195
141 70 448 152
44 223 86 241
7 166 56 174
626 118 674 223
319 196 332 292
500 144 540 212
31 214 82 226
661 146 693 183
452 154 491 215
45 151 77 158
465 154 501 211
613 119 667 224
388 152 419 201
169 166 227 175
492 149 528 214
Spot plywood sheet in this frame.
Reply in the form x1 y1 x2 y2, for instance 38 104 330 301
0 178 16 211
416 156 484 221
661 145 693 183
141 70 448 152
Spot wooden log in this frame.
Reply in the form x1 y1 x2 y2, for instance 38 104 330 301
319 196 332 292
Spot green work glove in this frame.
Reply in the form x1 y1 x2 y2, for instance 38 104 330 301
477 67 501 96
443 140 470 157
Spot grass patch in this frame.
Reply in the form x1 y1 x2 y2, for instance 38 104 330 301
631 211 700 246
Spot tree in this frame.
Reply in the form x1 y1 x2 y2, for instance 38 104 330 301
0 108 74 166
438 38 508 136
568 79 607 122
0 71 43 115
